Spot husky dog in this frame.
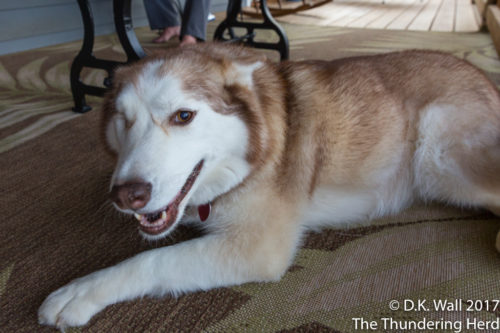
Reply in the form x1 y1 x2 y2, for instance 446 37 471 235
39 44 500 329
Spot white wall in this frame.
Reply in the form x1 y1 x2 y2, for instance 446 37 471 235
0 0 228 55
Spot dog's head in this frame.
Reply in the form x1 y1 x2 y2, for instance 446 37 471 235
102 44 271 239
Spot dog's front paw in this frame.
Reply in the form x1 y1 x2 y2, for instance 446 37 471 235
38 277 102 330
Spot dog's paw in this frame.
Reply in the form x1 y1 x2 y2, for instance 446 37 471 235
38 277 102 330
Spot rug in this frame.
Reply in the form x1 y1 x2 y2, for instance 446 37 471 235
1 18 500 332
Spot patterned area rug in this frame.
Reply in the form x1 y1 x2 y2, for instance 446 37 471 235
1 19 500 332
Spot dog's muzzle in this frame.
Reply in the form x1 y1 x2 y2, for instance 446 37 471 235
113 160 204 236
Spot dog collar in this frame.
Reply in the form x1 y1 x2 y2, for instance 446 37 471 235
198 203 211 222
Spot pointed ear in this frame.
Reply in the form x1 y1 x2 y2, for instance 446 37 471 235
223 57 266 89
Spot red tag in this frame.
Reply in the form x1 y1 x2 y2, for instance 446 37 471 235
198 203 211 222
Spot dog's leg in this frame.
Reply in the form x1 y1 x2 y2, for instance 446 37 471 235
414 103 500 250
38 200 301 329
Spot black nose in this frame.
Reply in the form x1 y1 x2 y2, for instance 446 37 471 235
110 181 152 210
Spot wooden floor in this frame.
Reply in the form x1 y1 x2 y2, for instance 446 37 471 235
278 0 481 32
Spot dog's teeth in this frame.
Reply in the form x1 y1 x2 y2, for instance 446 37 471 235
161 211 167 220
134 213 142 221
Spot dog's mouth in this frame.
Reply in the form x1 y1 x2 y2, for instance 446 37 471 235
133 160 204 236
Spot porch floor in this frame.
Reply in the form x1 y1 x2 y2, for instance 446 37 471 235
278 0 481 32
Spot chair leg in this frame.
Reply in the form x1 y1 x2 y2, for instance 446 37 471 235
113 0 146 62
70 57 91 113
214 0 289 61
71 0 95 113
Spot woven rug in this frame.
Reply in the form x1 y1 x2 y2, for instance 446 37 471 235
2 18 500 332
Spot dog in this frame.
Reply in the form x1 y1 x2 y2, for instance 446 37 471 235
39 43 500 329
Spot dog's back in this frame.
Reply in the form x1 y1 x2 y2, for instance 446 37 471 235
278 51 500 227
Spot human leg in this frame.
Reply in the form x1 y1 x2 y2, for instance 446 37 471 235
180 0 211 44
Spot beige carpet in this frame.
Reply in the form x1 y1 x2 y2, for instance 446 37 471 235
1 18 500 332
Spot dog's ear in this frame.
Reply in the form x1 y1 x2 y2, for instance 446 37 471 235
223 56 266 89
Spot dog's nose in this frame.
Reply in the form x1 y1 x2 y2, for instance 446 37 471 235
110 181 152 210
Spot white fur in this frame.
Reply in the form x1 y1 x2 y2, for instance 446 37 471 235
303 175 414 231
413 104 482 205
302 187 376 229
108 71 250 235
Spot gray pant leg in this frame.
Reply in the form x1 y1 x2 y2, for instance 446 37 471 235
143 0 182 30
181 0 211 41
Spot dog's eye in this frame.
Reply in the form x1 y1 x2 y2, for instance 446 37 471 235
171 110 195 125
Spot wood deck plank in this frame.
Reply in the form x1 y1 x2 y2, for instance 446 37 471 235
455 0 480 31
331 1 379 26
308 2 361 25
407 0 442 30
431 0 456 31
277 0 480 32
387 0 427 30
347 3 389 27
366 0 416 29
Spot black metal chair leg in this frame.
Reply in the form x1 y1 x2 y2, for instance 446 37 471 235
113 0 146 62
214 0 241 41
71 0 95 113
260 0 289 60
214 0 289 61
71 0 147 113
70 59 92 113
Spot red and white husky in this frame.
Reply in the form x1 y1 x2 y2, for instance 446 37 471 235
39 44 500 329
